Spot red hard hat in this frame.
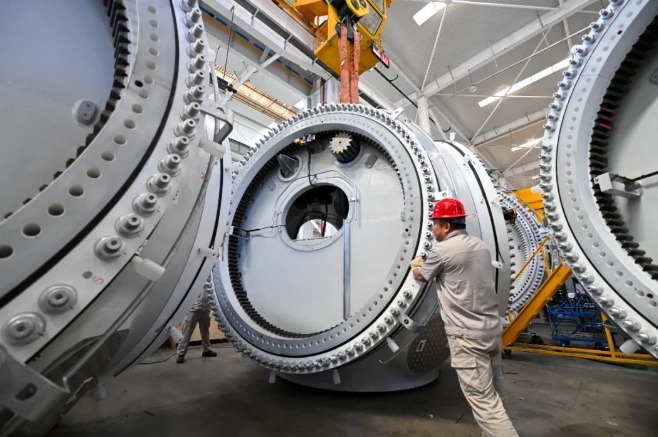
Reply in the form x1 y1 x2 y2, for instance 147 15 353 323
431 198 467 220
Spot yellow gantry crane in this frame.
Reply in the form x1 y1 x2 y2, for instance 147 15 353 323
273 0 392 103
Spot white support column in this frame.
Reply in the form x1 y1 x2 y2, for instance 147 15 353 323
393 0 598 107
417 96 431 134
427 107 448 141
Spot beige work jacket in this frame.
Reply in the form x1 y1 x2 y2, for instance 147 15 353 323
419 229 502 339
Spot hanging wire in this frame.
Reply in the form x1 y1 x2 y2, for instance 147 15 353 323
223 7 236 80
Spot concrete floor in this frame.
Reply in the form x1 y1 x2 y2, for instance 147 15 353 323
48 346 658 437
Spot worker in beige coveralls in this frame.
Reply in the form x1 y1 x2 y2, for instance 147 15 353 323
411 197 519 437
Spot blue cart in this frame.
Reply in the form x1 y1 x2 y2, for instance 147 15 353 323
546 294 606 349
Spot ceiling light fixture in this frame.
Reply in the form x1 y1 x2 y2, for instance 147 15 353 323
478 57 571 107
510 138 541 152
413 2 446 26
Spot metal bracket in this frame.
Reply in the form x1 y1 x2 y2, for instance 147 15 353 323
390 107 407 121
594 172 642 199
390 309 422 333
0 346 71 422
200 101 234 144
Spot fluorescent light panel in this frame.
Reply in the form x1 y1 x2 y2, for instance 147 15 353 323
413 2 446 26
478 58 571 107
510 138 541 152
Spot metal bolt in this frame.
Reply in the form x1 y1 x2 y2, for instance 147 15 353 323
133 193 159 216
553 90 566 100
598 295 614 307
574 45 589 56
185 8 202 26
539 182 553 191
188 39 206 55
39 285 77 314
403 290 412 300
168 136 191 157
330 355 338 364
185 85 205 104
554 232 567 241
562 70 575 79
116 213 144 237
550 223 563 231
377 323 386 333
546 112 558 121
586 284 604 295
538 163 551 172
180 0 197 12
369 330 379 339
187 70 206 87
578 273 594 284
557 81 571 90
540 143 553 152
181 102 201 120
637 332 656 345
361 337 371 346
543 123 555 132
389 308 399 316
564 252 579 263
548 102 562 111
148 173 172 196
582 34 596 44
186 23 204 42
95 236 124 260
590 22 605 32
354 343 364 352
384 315 394 325
3 313 46 345
558 242 573 251
609 307 627 318
397 299 407 308
423 241 431 250
544 202 556 211
542 192 554 201
188 54 206 72
176 119 197 137
158 154 183 176
599 8 613 20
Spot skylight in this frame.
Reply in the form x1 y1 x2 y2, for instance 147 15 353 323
478 58 572 107
413 2 446 26
510 138 541 152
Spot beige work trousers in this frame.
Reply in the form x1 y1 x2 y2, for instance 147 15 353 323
177 309 212 357
448 334 519 437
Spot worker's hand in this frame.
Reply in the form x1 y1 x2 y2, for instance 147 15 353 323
410 256 424 269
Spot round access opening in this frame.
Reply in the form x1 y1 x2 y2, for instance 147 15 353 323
285 185 349 240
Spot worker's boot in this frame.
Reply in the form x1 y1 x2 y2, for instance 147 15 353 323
176 355 185 364
202 350 217 357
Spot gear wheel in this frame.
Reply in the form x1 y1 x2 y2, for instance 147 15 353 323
329 132 360 163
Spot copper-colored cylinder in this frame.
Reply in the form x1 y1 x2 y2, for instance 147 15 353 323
339 25 350 103
350 31 360 104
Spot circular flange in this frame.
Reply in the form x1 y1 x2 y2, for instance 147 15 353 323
0 0 215 363
214 103 440 372
500 192 546 315
541 0 658 356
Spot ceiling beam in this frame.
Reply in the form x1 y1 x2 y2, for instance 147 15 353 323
204 21 312 98
393 0 598 108
472 108 547 146
202 0 330 79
